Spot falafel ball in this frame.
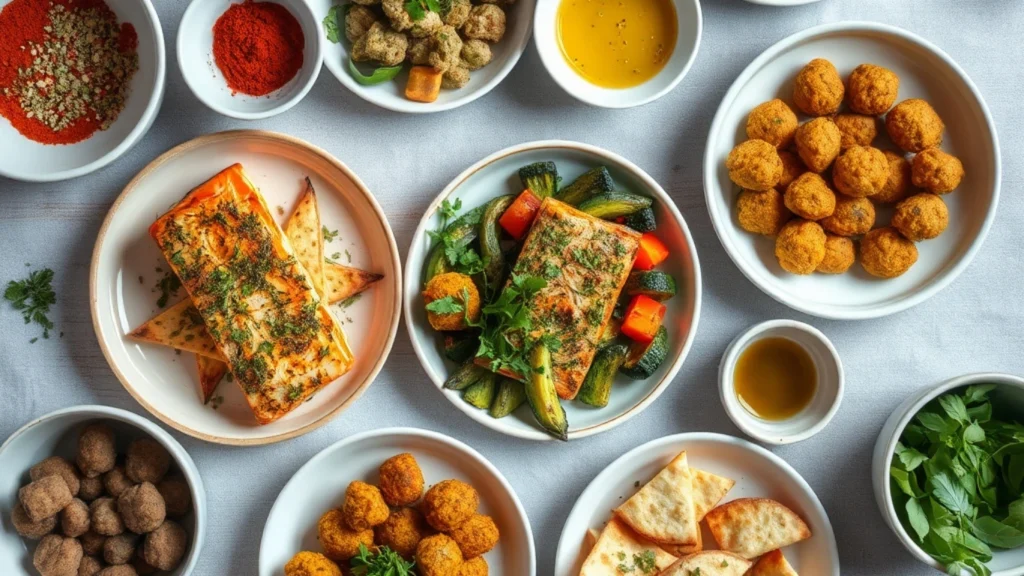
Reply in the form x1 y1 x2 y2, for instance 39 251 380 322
142 521 187 571
416 534 464 576
445 0 471 27
427 25 464 73
80 476 104 503
131 548 158 576
125 440 170 485
861 227 919 278
97 567 138 576
442 66 471 90
784 172 837 221
78 424 116 479
90 498 124 537
886 99 945 153
746 99 799 149
725 139 782 192
874 151 914 204
407 37 431 65
103 533 138 565
834 114 880 150
78 556 103 576
833 146 890 198
777 150 806 189
892 193 949 241
463 5 506 43
911 148 964 194
411 11 443 38
360 21 409 67
423 479 479 532
736 189 791 236
284 551 343 576
821 195 876 237
457 557 489 576
60 498 91 538
345 5 377 43
375 507 433 559
118 482 166 534
156 476 191 519
793 58 844 116
774 220 827 275
12 501 57 539
847 64 900 116
449 514 499 559
318 508 374 562
103 466 133 499
423 273 481 331
379 453 425 506
794 118 842 173
816 235 856 274
80 531 107 556
31 457 82 498
461 39 492 71
34 534 83 576
341 481 389 531
20 474 73 522
381 0 414 31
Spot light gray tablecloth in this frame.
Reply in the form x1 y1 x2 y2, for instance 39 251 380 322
3 1 1024 574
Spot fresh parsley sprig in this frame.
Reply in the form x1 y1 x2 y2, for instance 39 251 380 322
4 268 56 343
349 544 415 576
404 0 443 21
466 274 557 378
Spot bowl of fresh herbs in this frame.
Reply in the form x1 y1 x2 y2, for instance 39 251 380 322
873 372 1024 576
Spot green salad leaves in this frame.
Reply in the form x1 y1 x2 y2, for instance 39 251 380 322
892 384 1024 576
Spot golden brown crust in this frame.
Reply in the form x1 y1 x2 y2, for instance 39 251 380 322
793 58 844 116
892 193 949 241
833 146 890 198
861 227 918 278
784 173 836 221
774 220 826 275
847 64 900 116
726 139 783 191
737 189 791 236
794 118 841 173
886 99 944 152
746 99 799 149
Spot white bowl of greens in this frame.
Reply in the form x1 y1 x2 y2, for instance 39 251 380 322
874 373 1024 576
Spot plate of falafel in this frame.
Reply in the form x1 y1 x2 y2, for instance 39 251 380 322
258 427 536 576
704 21 1000 320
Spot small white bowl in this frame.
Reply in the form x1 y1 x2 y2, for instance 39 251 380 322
533 0 702 108
873 373 1024 576
0 405 206 576
177 0 323 120
719 319 843 445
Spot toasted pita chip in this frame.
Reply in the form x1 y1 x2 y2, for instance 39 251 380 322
660 551 751 576
584 528 601 555
615 452 699 546
326 262 383 302
748 549 799 576
705 498 811 559
580 518 677 576
660 528 702 556
692 468 735 519
196 355 227 404
285 178 327 298
127 299 220 358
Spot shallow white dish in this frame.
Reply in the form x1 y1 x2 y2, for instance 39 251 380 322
703 21 1000 320
90 130 402 445
177 0 322 120
259 427 535 575
873 373 1024 576
533 0 702 108
0 405 206 576
719 319 843 445
0 0 165 182
311 0 532 113
403 140 702 441
554 432 840 575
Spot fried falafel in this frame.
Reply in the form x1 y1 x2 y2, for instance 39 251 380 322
736 189 791 236
746 99 799 149
375 507 433 559
423 273 481 331
892 193 949 241
784 172 836 220
416 534 463 576
342 481 389 531
449 514 499 559
834 114 879 150
777 150 806 189
911 148 964 194
833 146 890 198
847 64 900 116
874 151 914 204
284 551 343 576
816 235 856 274
775 220 827 275
821 195 875 237
794 118 842 173
423 479 478 532
318 509 374 562
379 453 425 506
886 99 944 152
726 139 782 191
793 58 844 116
861 227 918 278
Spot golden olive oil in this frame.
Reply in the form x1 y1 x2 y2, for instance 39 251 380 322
734 337 817 421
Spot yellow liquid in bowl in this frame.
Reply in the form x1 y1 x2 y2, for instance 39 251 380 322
556 0 679 89
734 337 817 421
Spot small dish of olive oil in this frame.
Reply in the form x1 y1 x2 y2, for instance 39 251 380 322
734 337 817 421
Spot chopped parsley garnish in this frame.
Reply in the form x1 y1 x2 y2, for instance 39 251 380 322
322 225 340 243
344 249 352 263
350 544 415 576
426 295 464 315
467 275 551 378
404 0 442 21
340 294 361 309
615 550 657 575
4 268 56 342
154 269 182 308
331 252 342 261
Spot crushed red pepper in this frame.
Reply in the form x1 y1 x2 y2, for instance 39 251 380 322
212 1 304 97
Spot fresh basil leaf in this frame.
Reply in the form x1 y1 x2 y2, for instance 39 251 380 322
323 5 342 43
979 485 998 512
906 497 931 541
348 59 404 86
940 395 970 424
965 422 986 444
973 516 1024 549
900 447 930 471
964 384 996 405
931 472 975 517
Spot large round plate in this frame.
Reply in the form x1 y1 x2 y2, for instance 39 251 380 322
259 427 536 575
404 141 702 441
704 22 1000 320
90 130 401 445
554 433 840 575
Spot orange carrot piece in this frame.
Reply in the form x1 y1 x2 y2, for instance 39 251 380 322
405 66 443 103
498 189 542 240
633 233 669 271
621 295 666 343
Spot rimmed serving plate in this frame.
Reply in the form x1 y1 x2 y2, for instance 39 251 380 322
404 140 702 441
90 130 401 445
703 21 1000 320
554 432 840 575
258 427 536 576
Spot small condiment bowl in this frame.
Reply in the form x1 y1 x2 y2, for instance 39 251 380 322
533 0 703 108
719 319 843 445
177 0 323 120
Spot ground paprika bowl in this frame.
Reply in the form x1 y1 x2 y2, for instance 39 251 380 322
177 0 323 120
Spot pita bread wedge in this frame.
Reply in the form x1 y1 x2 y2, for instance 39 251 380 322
660 551 751 576
326 262 383 302
580 518 677 576
704 498 811 559
692 468 735 519
285 178 327 298
196 355 228 404
660 529 702 557
615 451 699 546
127 299 220 358
747 549 799 576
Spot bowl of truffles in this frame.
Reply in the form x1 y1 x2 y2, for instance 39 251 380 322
0 405 205 576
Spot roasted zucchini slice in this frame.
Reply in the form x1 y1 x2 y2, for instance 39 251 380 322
526 344 569 441
555 166 614 206
462 372 497 409
444 362 487 390
489 377 527 418
624 271 677 302
480 194 514 296
577 344 629 408
423 205 485 286
621 326 669 379
577 191 653 220
623 206 657 233
443 333 479 364
518 162 559 198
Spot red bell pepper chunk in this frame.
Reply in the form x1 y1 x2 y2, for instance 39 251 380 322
633 232 669 271
620 295 666 344
499 189 542 240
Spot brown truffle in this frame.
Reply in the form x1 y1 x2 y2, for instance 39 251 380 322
131 548 158 575
103 466 133 499
60 498 91 538
20 475 73 522
34 534 83 576
97 566 138 576
156 476 192 518
142 521 188 571
103 533 139 565
31 457 82 497
89 498 124 536
79 476 105 502
12 501 57 539
118 482 166 534
78 556 103 576
80 531 107 556
77 424 116 479
379 453 425 507
125 440 170 485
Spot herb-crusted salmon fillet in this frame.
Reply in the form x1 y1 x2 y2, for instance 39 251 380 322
510 198 640 399
148 164 354 424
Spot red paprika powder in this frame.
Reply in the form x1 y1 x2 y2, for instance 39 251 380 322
213 1 305 97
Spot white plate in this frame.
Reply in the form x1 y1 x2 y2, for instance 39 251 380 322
554 432 840 575
703 22 1000 320
90 130 402 445
258 427 536 575
0 0 165 182
404 141 702 441
310 0 533 113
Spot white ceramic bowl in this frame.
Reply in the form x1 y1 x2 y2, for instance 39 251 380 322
404 140 702 441
177 0 323 120
555 432 840 575
704 21 1000 320
719 319 843 445
533 0 702 108
259 427 536 575
0 405 206 575
0 0 165 182
309 0 533 113
872 373 1024 576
